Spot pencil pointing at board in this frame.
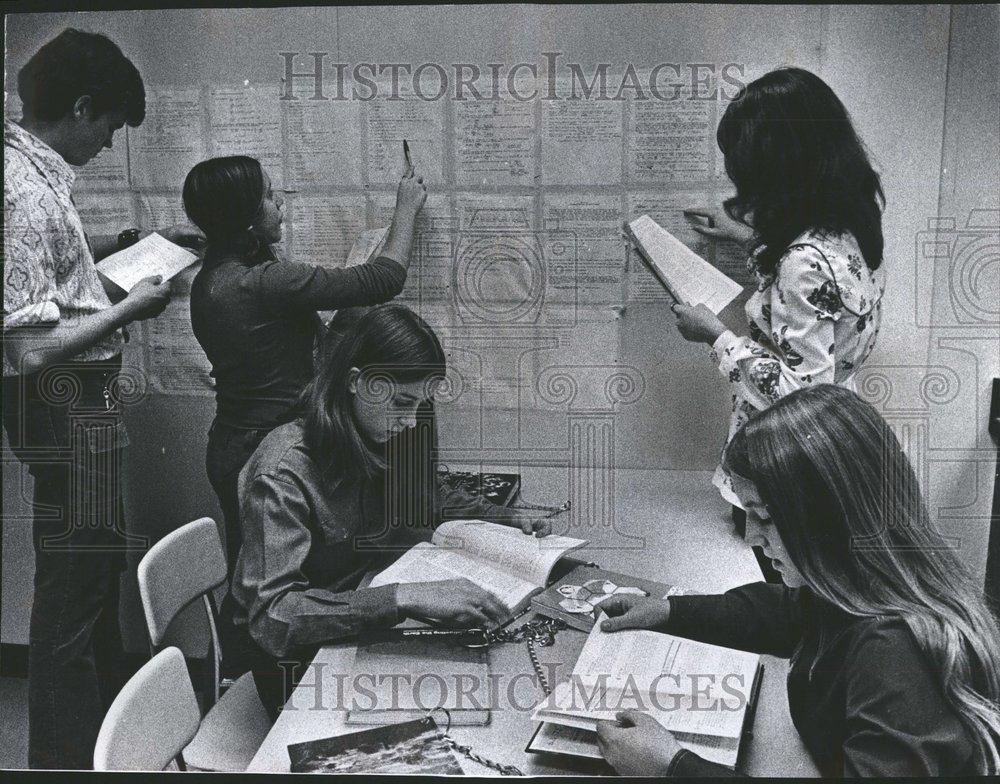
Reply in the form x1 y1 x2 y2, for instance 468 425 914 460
403 139 413 170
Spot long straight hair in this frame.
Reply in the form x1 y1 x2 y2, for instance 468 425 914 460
724 385 1000 773
718 67 885 275
303 304 446 483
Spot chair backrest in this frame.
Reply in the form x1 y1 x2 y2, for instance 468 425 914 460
94 647 201 771
137 517 227 648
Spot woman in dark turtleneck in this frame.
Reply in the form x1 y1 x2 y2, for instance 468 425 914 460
184 155 425 580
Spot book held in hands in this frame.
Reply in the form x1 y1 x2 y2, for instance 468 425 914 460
528 611 763 770
626 214 743 314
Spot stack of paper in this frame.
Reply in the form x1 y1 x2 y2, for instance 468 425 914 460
527 613 762 769
95 232 199 292
626 214 743 314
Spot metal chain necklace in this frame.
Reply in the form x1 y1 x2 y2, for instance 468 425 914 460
434 617 568 775
480 616 567 696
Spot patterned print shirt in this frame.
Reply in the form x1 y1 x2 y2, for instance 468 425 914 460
710 229 886 505
3 120 123 376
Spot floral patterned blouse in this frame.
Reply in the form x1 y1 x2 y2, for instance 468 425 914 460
709 229 886 506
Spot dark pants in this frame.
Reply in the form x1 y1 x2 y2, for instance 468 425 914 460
205 419 274 677
3 359 133 770
732 506 783 584
205 419 276 579
218 606 315 722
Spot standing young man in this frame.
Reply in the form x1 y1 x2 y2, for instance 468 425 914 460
3 28 201 769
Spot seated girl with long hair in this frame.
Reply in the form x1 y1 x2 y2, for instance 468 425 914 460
184 156 426 582
229 303 551 717
595 385 1000 776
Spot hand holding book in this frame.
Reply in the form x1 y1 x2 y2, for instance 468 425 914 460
672 302 729 345
596 709 685 777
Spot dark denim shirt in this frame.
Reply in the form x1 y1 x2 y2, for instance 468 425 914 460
231 420 519 657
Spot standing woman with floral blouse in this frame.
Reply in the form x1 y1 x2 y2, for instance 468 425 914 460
675 67 886 568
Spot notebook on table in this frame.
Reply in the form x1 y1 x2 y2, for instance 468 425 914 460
345 631 491 727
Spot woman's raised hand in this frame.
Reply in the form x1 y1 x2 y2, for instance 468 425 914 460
395 163 427 219
683 204 753 245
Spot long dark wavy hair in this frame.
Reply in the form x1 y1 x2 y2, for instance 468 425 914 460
303 304 447 483
723 385 1000 772
182 155 268 263
718 67 885 275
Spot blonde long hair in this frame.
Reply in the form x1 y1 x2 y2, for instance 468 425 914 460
724 384 1000 773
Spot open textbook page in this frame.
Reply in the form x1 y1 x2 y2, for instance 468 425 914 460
627 214 742 313
532 615 760 739
368 520 587 613
96 232 199 292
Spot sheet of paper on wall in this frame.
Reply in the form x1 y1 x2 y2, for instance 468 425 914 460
96 233 199 292
626 214 743 314
317 226 392 324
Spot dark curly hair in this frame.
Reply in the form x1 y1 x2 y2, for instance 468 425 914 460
17 28 145 125
718 67 885 275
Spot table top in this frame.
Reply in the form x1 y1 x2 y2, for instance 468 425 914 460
247 467 820 776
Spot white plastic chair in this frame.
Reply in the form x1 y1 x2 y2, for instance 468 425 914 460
137 517 272 772
94 647 200 771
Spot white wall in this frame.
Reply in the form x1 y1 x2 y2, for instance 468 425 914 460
925 4 1000 586
4 5 991 647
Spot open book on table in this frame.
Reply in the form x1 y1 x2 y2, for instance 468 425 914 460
528 612 763 769
368 519 588 620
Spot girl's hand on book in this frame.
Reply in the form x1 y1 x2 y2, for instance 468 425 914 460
683 204 753 245
397 578 507 628
672 303 727 345
596 709 683 776
512 513 552 538
599 595 671 633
